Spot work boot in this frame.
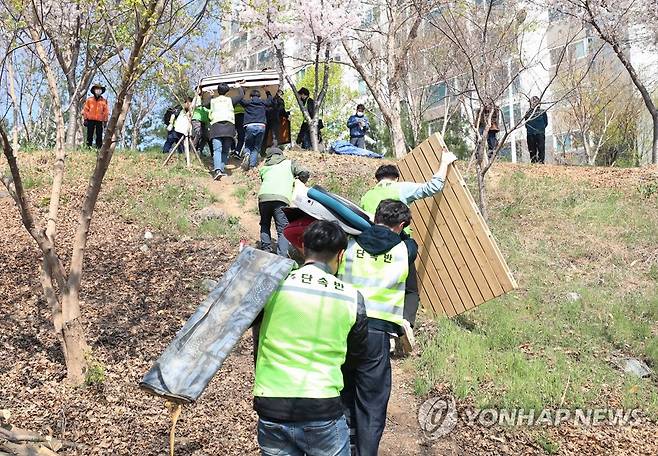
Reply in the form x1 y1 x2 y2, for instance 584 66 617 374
241 153 250 171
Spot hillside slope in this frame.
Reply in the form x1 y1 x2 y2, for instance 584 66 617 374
1 150 657 455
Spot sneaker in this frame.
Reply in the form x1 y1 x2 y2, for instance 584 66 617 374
213 170 226 180
399 319 415 355
241 153 250 171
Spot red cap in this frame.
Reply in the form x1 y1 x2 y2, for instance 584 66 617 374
283 215 317 251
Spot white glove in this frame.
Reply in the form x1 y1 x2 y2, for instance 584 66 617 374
442 151 458 166
167 124 173 132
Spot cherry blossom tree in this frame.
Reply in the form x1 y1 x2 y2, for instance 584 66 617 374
547 0 658 164
240 0 360 151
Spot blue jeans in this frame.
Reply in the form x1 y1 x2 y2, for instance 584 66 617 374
163 130 182 154
244 124 266 169
212 137 233 172
257 416 350 456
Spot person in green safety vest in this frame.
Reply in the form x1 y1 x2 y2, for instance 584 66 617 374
360 151 458 214
338 199 417 456
191 86 213 157
258 147 310 257
253 220 368 456
359 151 457 331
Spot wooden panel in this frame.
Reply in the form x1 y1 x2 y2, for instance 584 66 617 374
399 133 517 317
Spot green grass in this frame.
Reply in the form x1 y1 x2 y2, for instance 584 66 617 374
413 169 658 418
232 185 251 207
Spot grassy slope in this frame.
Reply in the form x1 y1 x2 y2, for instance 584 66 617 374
414 169 658 417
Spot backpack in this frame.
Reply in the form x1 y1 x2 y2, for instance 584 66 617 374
163 107 180 126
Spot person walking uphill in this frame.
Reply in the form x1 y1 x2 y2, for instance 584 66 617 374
347 104 369 149
338 200 417 456
360 152 456 329
82 83 109 148
258 147 310 257
240 89 273 171
253 220 368 456
209 82 245 180
525 96 548 164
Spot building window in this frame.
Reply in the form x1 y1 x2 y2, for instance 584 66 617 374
555 132 574 152
358 80 367 95
572 40 587 59
428 82 447 107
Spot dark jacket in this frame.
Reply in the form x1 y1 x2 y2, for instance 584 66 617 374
240 94 273 125
524 107 548 134
266 95 286 123
347 114 370 138
354 225 418 335
253 262 368 422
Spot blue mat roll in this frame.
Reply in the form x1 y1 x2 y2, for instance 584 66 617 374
307 187 372 232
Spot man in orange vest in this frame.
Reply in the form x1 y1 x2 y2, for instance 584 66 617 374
82 83 110 148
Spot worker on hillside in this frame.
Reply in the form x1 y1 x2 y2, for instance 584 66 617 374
191 87 213 157
360 152 457 328
253 220 368 456
258 147 310 257
239 89 273 171
82 83 110 148
338 199 417 456
346 104 369 149
209 82 245 180
163 97 193 155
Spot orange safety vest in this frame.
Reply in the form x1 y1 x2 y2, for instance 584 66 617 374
83 96 109 122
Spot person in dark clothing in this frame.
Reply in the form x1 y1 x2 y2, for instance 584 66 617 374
476 104 500 158
525 96 548 164
347 104 369 149
234 104 246 158
296 87 317 150
338 200 417 456
240 89 273 171
265 89 286 148
253 220 368 456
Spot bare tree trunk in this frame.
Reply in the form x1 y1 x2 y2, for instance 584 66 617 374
388 91 407 158
476 159 488 221
588 18 658 164
7 55 20 151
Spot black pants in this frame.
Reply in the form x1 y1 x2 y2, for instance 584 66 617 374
86 120 103 148
341 328 391 456
528 133 546 163
235 113 245 154
404 261 420 327
258 201 290 257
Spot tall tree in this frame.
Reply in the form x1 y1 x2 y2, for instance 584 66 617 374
1 0 209 384
342 0 439 158
549 0 658 164
240 0 358 151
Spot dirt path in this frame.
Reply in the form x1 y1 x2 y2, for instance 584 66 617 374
201 161 261 241
200 163 434 456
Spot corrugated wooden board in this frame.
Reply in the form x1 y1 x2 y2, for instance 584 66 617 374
398 133 517 317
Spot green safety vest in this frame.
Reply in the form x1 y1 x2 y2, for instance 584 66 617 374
258 159 294 203
360 181 413 235
360 181 401 214
192 106 209 123
209 95 235 124
253 264 359 399
338 239 408 327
